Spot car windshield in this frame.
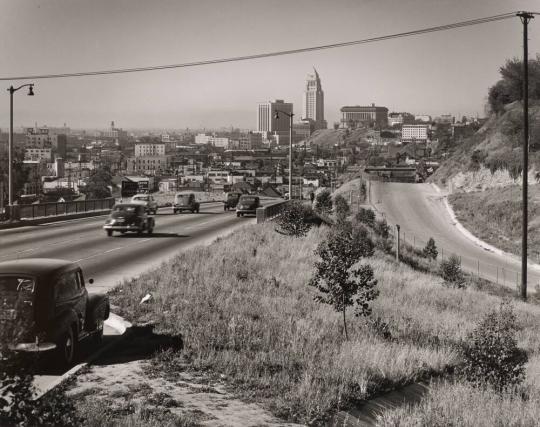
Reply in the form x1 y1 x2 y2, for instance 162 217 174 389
228 193 239 199
240 197 257 203
0 276 35 294
113 205 140 213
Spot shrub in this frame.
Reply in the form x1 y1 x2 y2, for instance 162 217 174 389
423 237 438 260
460 301 527 391
308 223 378 340
275 201 315 237
333 194 350 222
314 189 332 215
440 254 465 287
355 208 375 228
373 219 390 239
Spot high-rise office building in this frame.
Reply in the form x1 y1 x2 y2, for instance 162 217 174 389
257 100 293 133
302 68 326 130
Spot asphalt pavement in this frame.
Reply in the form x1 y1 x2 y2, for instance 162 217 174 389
370 181 540 288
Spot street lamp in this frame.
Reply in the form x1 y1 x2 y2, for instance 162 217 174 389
7 83 34 216
274 110 294 199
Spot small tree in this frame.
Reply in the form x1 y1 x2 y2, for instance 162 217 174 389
423 237 438 260
309 225 378 340
355 208 375 228
315 189 333 216
275 201 314 237
333 194 350 222
460 301 527 391
440 254 465 287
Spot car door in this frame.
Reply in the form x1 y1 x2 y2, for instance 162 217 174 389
54 270 87 333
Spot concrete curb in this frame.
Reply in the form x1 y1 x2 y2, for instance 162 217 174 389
34 313 132 400
435 184 540 273
0 210 111 230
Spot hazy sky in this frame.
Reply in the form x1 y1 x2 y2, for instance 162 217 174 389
0 0 539 130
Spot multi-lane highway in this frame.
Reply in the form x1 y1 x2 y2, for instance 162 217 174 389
370 181 540 288
0 202 259 295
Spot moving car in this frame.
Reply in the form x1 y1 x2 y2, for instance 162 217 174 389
173 192 200 214
103 203 155 236
236 195 261 217
0 258 110 366
130 194 158 214
224 192 241 211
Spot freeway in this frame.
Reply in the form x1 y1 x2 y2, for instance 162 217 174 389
370 181 540 289
0 202 258 295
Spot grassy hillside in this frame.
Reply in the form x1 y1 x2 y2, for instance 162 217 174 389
109 221 540 424
449 185 540 259
304 127 371 149
430 101 540 188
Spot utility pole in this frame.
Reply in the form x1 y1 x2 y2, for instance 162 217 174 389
518 11 534 300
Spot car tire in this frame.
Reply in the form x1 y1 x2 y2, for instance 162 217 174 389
196 208 199 213
57 327 76 366
106 230 113 237
93 318 104 346
148 227 153 235
237 212 240 217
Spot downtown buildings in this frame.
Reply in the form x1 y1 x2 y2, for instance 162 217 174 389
302 68 326 131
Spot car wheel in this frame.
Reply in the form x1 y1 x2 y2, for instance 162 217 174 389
237 212 240 217
224 205 227 211
137 229 143 236
196 208 199 213
148 227 153 235
106 230 113 237
57 327 76 366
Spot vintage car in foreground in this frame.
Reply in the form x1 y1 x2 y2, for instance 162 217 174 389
236 195 261 217
103 203 155 236
0 258 110 366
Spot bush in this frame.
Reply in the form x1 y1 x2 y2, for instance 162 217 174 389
423 237 438 260
460 301 527 391
355 208 375 228
333 194 350 222
314 189 333 215
275 201 315 237
440 254 465 287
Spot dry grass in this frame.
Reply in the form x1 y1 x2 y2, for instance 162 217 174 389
378 381 540 426
449 185 540 258
110 223 540 423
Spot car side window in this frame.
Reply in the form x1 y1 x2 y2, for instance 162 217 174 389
55 272 80 301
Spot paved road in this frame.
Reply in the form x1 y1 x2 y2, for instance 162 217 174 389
0 201 268 395
370 181 540 288
0 202 260 294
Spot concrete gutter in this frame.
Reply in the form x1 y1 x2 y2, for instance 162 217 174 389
34 312 132 401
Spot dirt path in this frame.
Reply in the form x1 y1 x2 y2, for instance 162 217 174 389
66 326 301 427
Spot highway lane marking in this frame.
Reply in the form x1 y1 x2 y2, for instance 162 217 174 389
73 238 153 263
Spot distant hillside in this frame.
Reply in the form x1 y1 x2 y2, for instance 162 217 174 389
304 127 371 148
430 101 540 191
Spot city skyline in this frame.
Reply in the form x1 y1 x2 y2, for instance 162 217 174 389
0 0 539 129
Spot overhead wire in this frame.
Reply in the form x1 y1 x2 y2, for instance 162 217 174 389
0 11 529 81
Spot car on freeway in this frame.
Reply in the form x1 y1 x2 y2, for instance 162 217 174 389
0 258 110 366
223 192 241 211
103 203 155 236
236 195 261 217
130 193 158 214
173 192 200 214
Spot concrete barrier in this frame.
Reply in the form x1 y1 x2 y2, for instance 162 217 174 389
256 200 290 224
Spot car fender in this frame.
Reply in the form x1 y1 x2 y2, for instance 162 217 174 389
86 294 110 331
49 311 79 343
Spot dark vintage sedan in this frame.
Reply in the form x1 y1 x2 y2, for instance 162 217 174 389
236 195 261 217
0 258 109 366
103 203 155 236
224 192 241 211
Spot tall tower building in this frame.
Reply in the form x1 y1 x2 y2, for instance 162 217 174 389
257 100 293 145
302 68 326 130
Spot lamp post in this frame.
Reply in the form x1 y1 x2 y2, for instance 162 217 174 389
7 83 34 215
274 110 294 199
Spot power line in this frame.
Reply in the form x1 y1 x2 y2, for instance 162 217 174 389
0 11 528 81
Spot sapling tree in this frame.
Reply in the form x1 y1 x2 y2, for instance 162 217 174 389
308 224 378 340
423 237 438 260
315 189 333 216
333 194 350 223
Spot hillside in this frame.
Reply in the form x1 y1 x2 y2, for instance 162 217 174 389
304 127 372 149
430 101 540 191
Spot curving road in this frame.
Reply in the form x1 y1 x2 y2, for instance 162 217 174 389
370 181 540 289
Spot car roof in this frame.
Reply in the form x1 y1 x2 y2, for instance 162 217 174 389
0 258 78 277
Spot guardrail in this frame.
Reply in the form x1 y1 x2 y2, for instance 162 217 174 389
15 198 115 220
256 200 290 224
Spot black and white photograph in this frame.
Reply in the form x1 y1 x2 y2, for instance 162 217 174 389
1 0 540 425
